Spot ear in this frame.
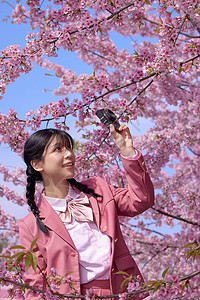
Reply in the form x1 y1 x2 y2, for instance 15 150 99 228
31 160 43 172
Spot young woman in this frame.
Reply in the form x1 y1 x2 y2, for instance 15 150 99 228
19 123 154 299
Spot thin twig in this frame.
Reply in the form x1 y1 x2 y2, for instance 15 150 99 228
69 2 136 35
143 16 200 38
186 14 200 34
174 14 188 45
120 221 165 237
135 240 179 249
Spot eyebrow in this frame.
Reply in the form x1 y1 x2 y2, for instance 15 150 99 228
50 141 70 149
49 142 62 149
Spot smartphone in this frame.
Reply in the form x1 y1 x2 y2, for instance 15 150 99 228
95 109 120 131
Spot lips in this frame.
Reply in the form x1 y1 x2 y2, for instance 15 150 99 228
62 162 74 167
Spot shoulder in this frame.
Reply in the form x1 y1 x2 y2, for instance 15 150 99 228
19 212 37 232
81 176 108 188
81 176 113 198
20 212 34 223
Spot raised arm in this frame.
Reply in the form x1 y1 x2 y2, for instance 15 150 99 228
109 123 154 216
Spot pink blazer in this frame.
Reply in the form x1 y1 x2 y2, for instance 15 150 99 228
19 152 154 299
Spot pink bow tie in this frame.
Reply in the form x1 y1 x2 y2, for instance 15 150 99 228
58 192 93 223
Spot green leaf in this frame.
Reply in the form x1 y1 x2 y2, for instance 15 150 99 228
97 27 102 34
148 67 154 74
182 243 196 249
9 245 26 250
121 278 130 290
11 251 26 260
185 249 195 261
64 271 74 277
153 282 163 293
30 253 38 272
15 253 26 266
132 50 139 58
31 237 39 251
155 27 161 33
114 271 129 276
178 67 184 73
162 267 170 278
125 115 130 122
25 255 31 270
0 255 11 259
142 280 157 288
139 106 145 112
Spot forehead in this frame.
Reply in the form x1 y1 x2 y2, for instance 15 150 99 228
46 135 71 150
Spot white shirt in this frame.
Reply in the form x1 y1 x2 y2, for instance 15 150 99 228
45 184 111 284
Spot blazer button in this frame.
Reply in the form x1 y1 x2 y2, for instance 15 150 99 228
102 226 107 232
142 161 145 166
114 238 118 243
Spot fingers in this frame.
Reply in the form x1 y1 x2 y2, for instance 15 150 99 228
118 123 128 131
110 123 128 132
109 124 115 133
110 124 130 139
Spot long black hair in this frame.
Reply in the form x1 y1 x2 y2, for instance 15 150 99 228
23 128 100 234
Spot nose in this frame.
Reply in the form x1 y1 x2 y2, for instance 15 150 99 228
63 147 73 158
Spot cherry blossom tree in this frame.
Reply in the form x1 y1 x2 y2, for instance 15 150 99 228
1 0 200 298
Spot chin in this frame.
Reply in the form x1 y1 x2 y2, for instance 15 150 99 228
66 174 74 180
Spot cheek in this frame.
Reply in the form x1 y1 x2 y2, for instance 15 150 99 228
45 155 62 168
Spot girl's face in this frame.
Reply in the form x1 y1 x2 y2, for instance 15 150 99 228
32 136 75 185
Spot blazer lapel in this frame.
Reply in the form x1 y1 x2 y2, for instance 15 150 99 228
38 194 77 250
87 194 100 228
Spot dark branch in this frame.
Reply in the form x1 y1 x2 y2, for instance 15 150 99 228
152 207 200 227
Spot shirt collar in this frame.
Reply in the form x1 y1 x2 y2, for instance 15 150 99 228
44 183 79 212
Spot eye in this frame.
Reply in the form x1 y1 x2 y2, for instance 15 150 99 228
54 146 62 151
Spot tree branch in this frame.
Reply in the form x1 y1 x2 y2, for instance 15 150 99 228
180 270 200 282
180 54 200 66
143 16 200 38
17 72 156 127
107 2 136 20
0 276 149 299
152 207 200 227
69 2 136 35
82 48 118 64
1 268 200 299
188 148 200 156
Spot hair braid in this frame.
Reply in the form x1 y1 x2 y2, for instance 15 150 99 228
26 167 48 234
67 178 102 198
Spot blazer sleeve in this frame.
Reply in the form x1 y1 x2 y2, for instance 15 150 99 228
19 219 47 299
109 150 155 217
